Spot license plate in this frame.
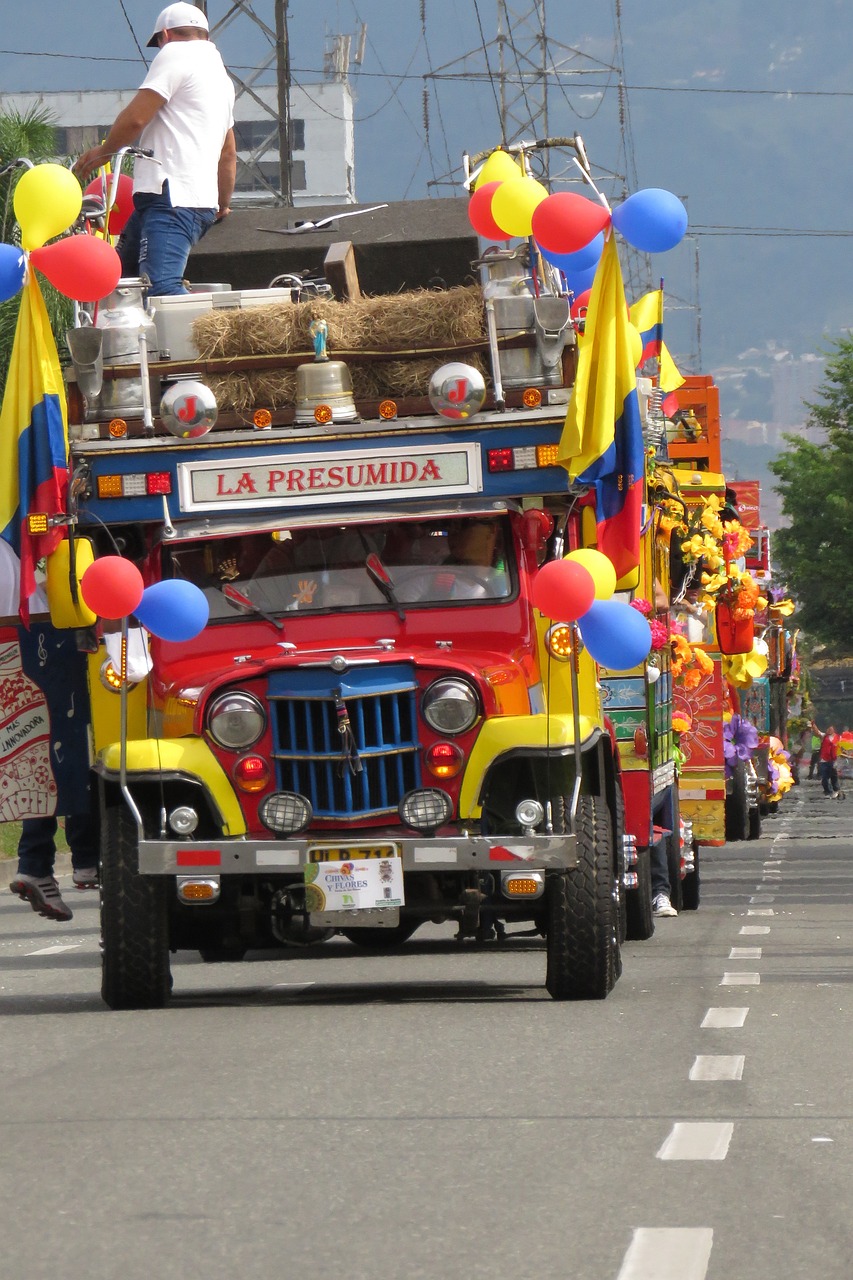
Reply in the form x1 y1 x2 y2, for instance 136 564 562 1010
308 844 399 863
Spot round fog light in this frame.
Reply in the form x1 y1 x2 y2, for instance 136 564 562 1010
399 788 453 833
515 798 544 830
259 791 313 836
169 805 199 835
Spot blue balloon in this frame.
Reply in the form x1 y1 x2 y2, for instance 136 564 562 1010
578 598 652 671
561 261 599 297
537 231 604 274
135 579 209 642
0 243 26 303
611 188 688 254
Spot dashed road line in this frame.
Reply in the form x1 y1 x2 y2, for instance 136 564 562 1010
657 1122 734 1161
747 908 774 916
689 1055 745 1081
729 946 761 959
24 943 83 957
740 925 769 935
720 971 760 985
701 1007 749 1028
615 1227 713 1280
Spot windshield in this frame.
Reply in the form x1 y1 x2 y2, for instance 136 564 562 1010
165 515 515 621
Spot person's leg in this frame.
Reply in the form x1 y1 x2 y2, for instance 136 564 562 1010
66 810 100 887
10 817 73 922
808 750 820 779
819 760 833 794
139 202 215 296
117 208 142 278
649 838 676 915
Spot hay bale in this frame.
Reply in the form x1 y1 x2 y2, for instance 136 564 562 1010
192 285 485 361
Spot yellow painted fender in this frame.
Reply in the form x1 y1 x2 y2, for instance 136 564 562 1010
98 738 246 835
46 537 97 628
459 713 600 818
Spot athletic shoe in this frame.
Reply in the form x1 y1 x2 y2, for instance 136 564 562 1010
72 867 99 890
652 892 678 918
9 874 73 922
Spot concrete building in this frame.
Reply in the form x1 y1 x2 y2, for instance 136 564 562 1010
0 82 355 206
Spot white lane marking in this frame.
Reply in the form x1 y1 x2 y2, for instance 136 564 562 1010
747 908 775 916
24 943 82 956
740 925 770 935
721 971 761 985
273 982 316 989
729 946 761 959
812 1137 834 1144
702 1007 749 1028
657 1122 734 1160
615 1228 714 1280
749 896 775 904
689 1055 745 1081
763 860 782 866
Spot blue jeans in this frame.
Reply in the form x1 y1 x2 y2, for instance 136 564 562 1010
119 183 216 296
17 814 99 878
819 760 838 795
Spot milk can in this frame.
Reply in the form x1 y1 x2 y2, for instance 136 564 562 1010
84 278 160 422
479 247 573 389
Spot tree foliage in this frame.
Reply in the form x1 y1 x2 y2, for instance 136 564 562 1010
770 334 853 650
0 106 73 389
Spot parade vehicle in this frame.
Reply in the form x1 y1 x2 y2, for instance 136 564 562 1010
43 140 640 1009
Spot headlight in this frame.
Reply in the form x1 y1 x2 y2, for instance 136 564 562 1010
207 691 266 750
422 678 479 734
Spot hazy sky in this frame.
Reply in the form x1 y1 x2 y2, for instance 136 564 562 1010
1 0 850 417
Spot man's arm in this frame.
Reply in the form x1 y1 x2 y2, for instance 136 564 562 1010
72 89 166 182
215 127 237 221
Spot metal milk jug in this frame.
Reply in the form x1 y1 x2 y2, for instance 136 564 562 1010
91 277 160 422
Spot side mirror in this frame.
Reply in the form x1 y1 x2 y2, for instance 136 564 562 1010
46 537 98 629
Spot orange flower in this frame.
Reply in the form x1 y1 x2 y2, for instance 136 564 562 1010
681 668 702 690
693 646 714 674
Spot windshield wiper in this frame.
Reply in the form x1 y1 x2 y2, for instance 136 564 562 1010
221 582 284 631
365 552 406 621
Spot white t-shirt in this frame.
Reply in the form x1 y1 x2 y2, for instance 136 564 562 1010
133 40 235 209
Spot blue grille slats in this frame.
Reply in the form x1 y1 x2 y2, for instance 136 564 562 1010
268 664 421 819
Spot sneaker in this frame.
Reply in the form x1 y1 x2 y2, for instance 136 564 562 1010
9 874 73 922
72 866 99 890
652 892 678 918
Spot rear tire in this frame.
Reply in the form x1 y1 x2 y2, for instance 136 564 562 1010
625 845 655 941
101 803 171 1010
545 795 619 1001
725 762 750 842
680 842 701 911
748 805 762 840
342 922 420 948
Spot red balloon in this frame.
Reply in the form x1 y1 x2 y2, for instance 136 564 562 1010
468 181 510 242
532 559 596 621
570 288 592 320
30 235 122 302
531 192 611 255
80 556 144 620
85 173 134 235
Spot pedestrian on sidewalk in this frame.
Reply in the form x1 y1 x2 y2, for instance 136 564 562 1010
807 726 823 779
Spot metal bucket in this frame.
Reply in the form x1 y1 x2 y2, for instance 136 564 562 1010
480 247 571 387
88 278 161 422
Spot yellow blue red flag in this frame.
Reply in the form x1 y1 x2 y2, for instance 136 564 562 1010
0 274 69 623
629 288 664 364
558 235 644 581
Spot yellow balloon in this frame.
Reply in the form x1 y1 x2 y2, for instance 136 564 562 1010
627 321 643 369
565 548 617 600
14 163 83 250
491 176 549 239
474 149 523 190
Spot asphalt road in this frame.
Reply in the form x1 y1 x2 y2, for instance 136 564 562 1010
1 776 851 1280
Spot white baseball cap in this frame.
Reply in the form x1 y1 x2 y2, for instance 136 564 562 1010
147 3 209 48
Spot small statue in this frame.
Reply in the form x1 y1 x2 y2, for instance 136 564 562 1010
309 318 329 362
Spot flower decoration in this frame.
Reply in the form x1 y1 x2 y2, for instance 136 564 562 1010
671 632 714 686
672 710 692 735
722 644 769 689
649 618 669 650
674 488 768 620
723 713 759 777
630 597 652 617
767 743 794 798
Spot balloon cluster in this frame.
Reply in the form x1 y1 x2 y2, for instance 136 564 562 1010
532 548 653 672
468 149 688 297
0 163 122 306
80 556 209 643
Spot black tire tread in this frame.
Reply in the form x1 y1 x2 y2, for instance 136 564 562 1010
546 795 618 1001
625 844 655 940
101 804 171 1010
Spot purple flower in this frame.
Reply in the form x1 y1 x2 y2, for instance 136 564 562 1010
723 714 760 777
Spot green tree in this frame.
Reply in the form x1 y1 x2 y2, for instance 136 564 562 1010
0 105 73 389
770 334 853 651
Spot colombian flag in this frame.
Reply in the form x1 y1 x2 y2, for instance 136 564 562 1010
629 288 663 364
558 235 644 583
0 274 69 623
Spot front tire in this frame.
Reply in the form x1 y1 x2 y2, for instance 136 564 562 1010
101 803 171 1010
545 795 619 1001
680 841 701 911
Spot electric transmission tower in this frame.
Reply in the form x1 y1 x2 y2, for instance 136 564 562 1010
192 1 293 204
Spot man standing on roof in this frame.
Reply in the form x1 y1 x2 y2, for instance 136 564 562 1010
73 2 237 297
